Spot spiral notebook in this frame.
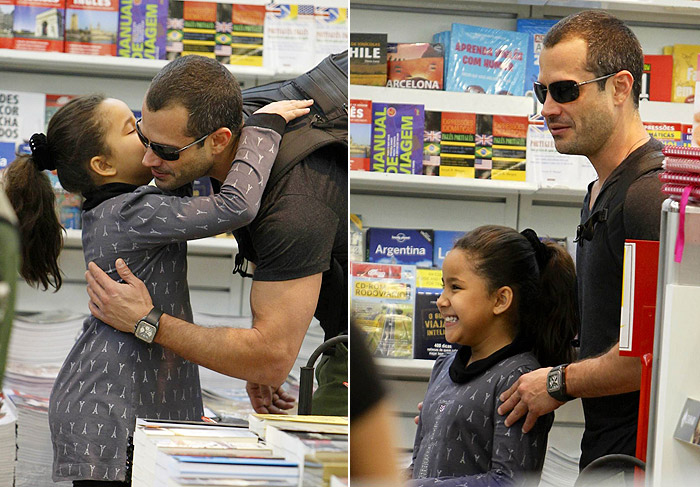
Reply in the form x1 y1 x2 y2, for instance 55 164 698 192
659 171 700 185
661 183 700 200
662 145 700 159
663 157 700 173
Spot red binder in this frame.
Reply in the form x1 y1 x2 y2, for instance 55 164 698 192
618 239 659 463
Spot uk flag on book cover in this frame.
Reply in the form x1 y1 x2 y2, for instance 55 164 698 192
213 3 266 66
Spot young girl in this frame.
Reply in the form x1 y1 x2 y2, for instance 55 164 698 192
409 225 578 486
2 94 311 486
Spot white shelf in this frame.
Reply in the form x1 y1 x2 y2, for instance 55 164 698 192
639 100 696 125
541 0 700 15
350 85 536 117
350 171 537 198
0 49 287 81
352 85 695 126
64 228 238 255
351 0 700 16
375 357 435 379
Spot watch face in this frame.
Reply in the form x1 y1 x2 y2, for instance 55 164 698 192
135 322 157 343
548 371 561 391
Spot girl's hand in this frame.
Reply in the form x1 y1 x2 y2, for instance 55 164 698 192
254 99 314 123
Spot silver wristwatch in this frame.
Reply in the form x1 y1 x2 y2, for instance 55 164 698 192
134 308 163 344
547 364 575 402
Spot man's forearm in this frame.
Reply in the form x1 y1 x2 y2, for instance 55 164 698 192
154 315 291 386
566 342 642 398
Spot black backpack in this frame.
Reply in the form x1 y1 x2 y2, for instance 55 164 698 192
240 50 348 191
232 51 348 280
575 148 664 260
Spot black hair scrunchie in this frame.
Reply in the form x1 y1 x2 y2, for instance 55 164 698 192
521 228 552 270
29 133 56 172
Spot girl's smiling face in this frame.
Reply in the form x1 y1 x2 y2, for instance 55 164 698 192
436 248 499 347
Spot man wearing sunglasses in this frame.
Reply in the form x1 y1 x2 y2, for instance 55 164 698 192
497 11 665 470
85 55 348 416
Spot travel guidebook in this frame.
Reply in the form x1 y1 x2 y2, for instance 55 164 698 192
370 102 424 174
413 268 457 360
117 0 167 59
516 18 557 95
0 0 14 48
313 5 347 65
64 0 118 55
349 99 372 171
423 110 441 175
228 4 265 67
12 0 65 52
445 23 529 96
167 0 217 60
365 227 434 268
386 42 444 90
264 3 314 73
439 112 527 180
349 32 387 86
351 262 416 358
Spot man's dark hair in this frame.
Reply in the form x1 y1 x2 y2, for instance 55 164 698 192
146 56 244 139
543 10 643 108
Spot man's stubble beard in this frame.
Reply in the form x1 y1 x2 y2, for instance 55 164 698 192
551 105 614 158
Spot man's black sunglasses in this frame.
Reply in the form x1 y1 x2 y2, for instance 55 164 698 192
135 117 211 161
533 73 617 104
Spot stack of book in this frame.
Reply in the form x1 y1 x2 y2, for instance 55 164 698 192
3 390 70 487
3 310 84 487
0 396 17 487
265 426 347 487
132 418 298 487
6 310 84 366
247 415 348 487
538 446 580 487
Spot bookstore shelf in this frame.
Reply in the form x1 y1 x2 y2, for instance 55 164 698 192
350 85 535 116
375 357 434 379
352 86 696 124
351 0 700 16
0 49 283 81
350 171 537 198
63 228 238 256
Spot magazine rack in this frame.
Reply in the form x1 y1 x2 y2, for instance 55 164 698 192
298 334 348 415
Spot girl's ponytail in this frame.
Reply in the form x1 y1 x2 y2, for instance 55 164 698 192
3 144 63 291
531 242 578 366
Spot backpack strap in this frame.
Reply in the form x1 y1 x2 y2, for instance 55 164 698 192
575 149 663 243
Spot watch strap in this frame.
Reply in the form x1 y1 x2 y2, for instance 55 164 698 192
144 307 163 326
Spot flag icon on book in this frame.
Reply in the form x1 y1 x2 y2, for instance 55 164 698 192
475 134 493 145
